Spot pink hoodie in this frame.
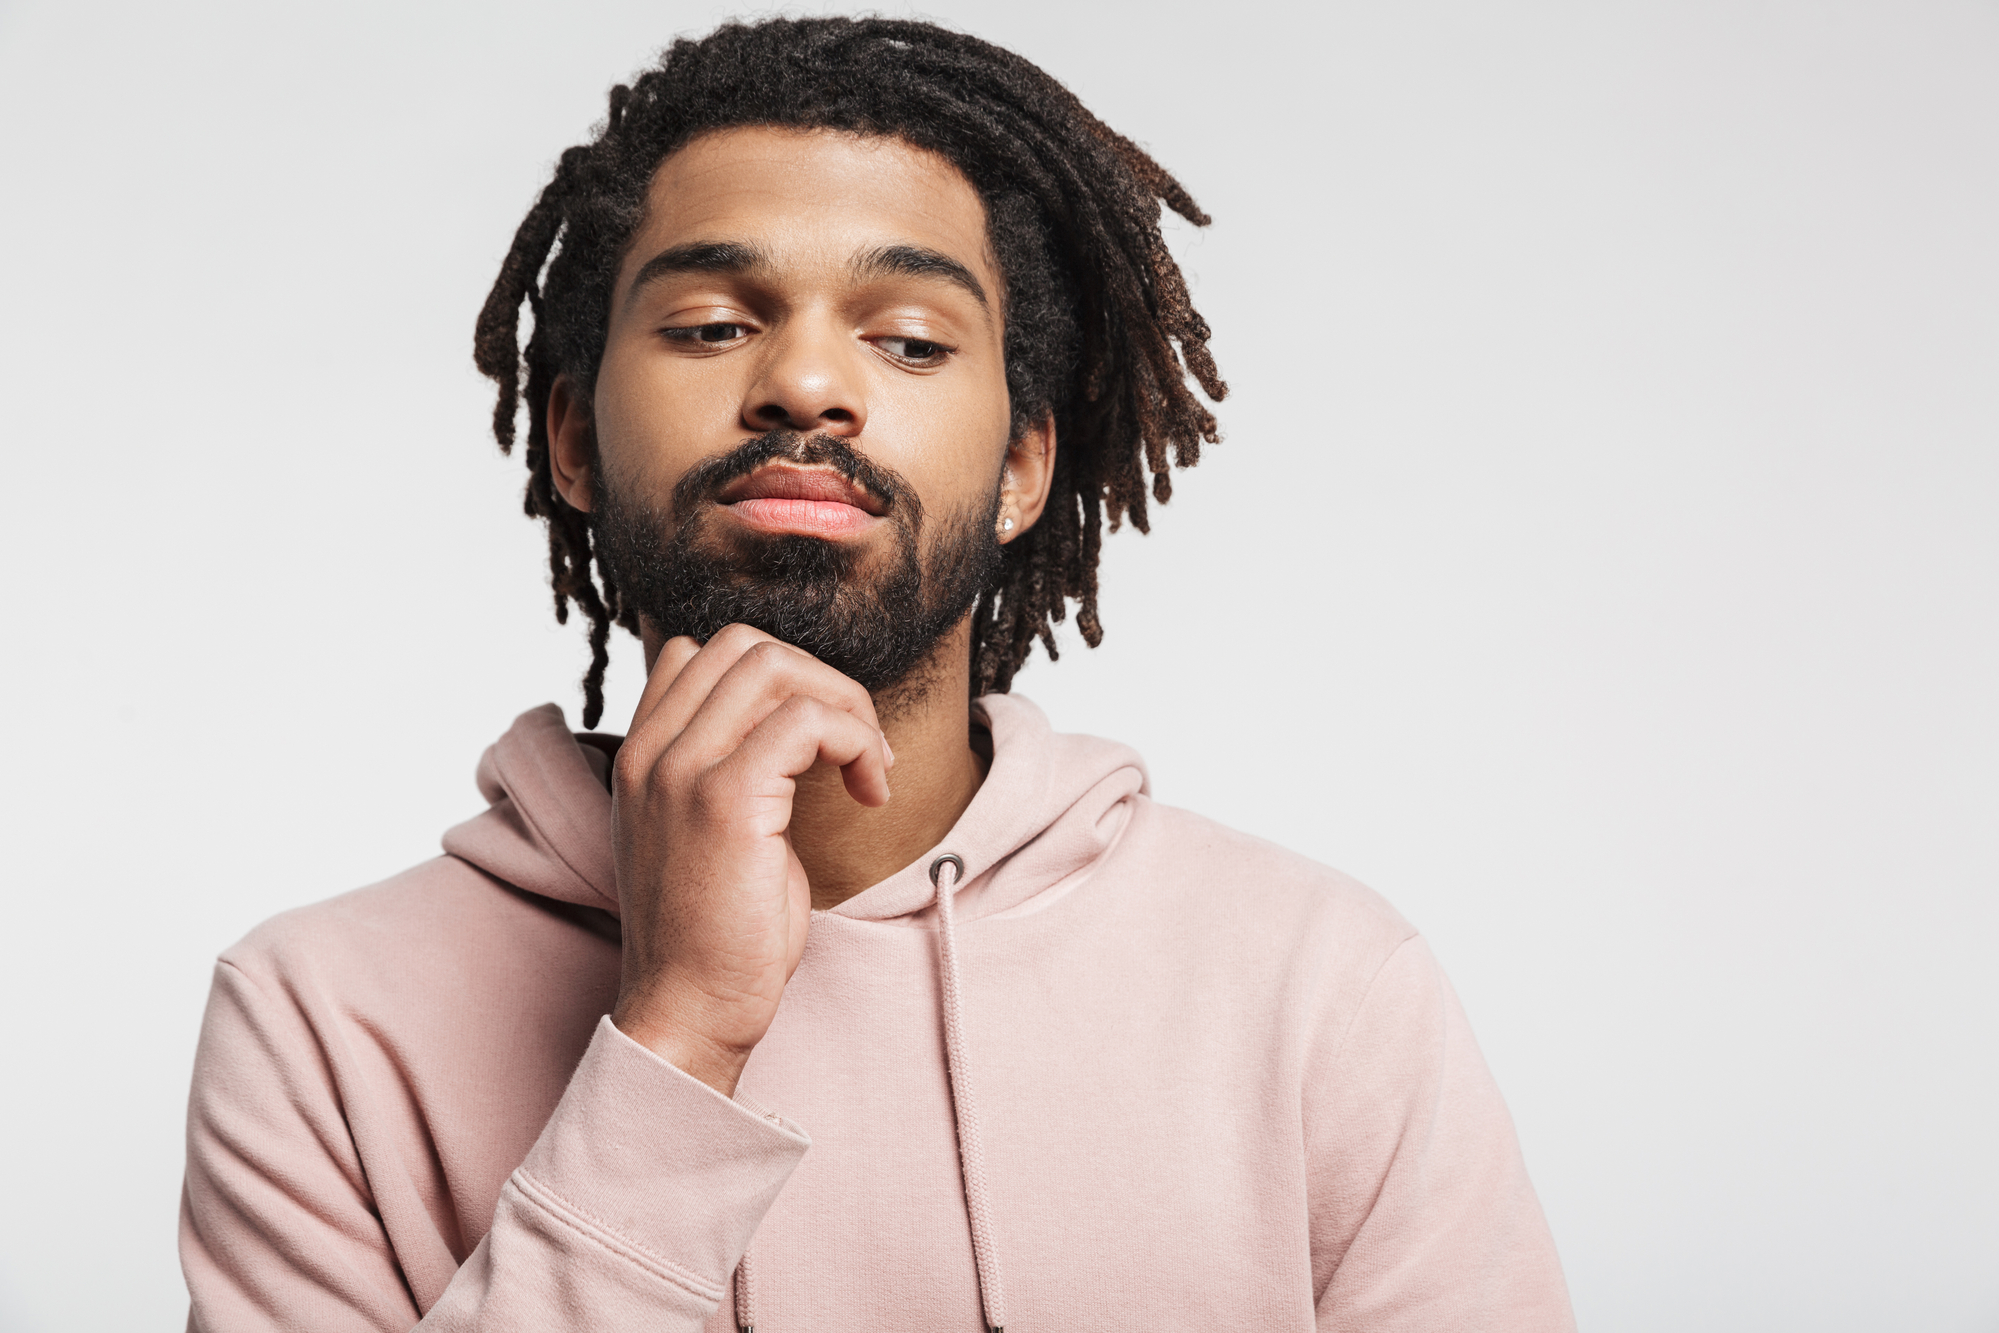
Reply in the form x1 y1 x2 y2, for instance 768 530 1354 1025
180 696 1573 1331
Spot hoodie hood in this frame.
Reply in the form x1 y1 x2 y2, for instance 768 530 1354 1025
441 694 1149 925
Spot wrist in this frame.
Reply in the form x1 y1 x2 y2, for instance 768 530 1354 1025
612 999 755 1097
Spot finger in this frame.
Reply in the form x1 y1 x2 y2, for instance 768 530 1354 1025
631 635 703 721
674 638 883 767
627 623 781 758
707 695 893 809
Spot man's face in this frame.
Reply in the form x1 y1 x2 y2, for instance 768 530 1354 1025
551 126 1043 697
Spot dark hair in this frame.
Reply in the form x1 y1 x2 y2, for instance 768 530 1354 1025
475 15 1225 728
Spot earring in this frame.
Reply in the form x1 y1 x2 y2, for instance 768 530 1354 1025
1000 516 1016 533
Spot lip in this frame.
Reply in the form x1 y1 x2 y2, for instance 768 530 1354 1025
716 464 885 538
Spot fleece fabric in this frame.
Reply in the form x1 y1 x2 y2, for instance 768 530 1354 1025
180 695 1574 1331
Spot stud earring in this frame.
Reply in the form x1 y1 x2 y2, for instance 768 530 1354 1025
1000 517 1016 533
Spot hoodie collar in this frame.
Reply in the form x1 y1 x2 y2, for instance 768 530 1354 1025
441 694 1148 923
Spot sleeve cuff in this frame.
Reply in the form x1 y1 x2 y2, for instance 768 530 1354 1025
513 1015 810 1292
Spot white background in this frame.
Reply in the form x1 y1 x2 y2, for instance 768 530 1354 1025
1 0 1994 1328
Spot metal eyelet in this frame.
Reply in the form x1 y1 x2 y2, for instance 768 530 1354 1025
928 853 966 886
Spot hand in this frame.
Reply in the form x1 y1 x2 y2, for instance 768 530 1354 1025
607 624 892 1097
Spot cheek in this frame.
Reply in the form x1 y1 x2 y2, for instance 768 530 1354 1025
867 363 1014 496
590 341 739 504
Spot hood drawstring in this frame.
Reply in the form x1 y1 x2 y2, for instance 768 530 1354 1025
730 853 1009 1333
733 1246 756 1332
932 852 1010 1333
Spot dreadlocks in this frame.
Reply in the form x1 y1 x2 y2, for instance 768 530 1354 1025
475 16 1225 729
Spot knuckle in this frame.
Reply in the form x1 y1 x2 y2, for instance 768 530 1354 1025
687 763 742 816
611 745 652 793
773 693 825 727
744 639 791 675
652 745 700 795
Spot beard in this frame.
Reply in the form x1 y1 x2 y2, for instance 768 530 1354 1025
591 429 1004 704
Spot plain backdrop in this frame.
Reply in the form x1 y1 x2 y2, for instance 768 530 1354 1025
1 0 1995 1328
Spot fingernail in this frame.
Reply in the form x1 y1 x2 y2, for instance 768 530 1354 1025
883 735 896 768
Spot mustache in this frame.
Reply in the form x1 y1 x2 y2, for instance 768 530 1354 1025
671 429 919 527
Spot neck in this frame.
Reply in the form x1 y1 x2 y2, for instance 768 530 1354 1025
640 620 988 909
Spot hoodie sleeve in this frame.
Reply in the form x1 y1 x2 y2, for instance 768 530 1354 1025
181 960 808 1332
1306 937 1575 1332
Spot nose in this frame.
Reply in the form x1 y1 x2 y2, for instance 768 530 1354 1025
741 323 866 437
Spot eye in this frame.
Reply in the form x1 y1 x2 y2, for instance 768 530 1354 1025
873 336 951 367
662 322 750 346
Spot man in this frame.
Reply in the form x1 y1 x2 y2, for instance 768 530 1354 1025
180 17 1573 1331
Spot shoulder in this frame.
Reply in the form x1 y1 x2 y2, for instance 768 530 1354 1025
1120 799 1416 943
1100 798 1423 1006
217 855 616 1018
223 855 495 978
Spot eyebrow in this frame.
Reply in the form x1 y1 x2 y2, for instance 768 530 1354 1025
853 244 989 309
623 238 990 309
625 240 771 303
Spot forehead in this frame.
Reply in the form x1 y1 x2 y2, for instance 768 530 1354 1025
628 126 994 280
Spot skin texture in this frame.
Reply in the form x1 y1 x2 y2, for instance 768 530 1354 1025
545 127 1056 1095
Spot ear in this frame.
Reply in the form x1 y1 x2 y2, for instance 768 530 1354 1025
997 413 1057 544
547 374 596 512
